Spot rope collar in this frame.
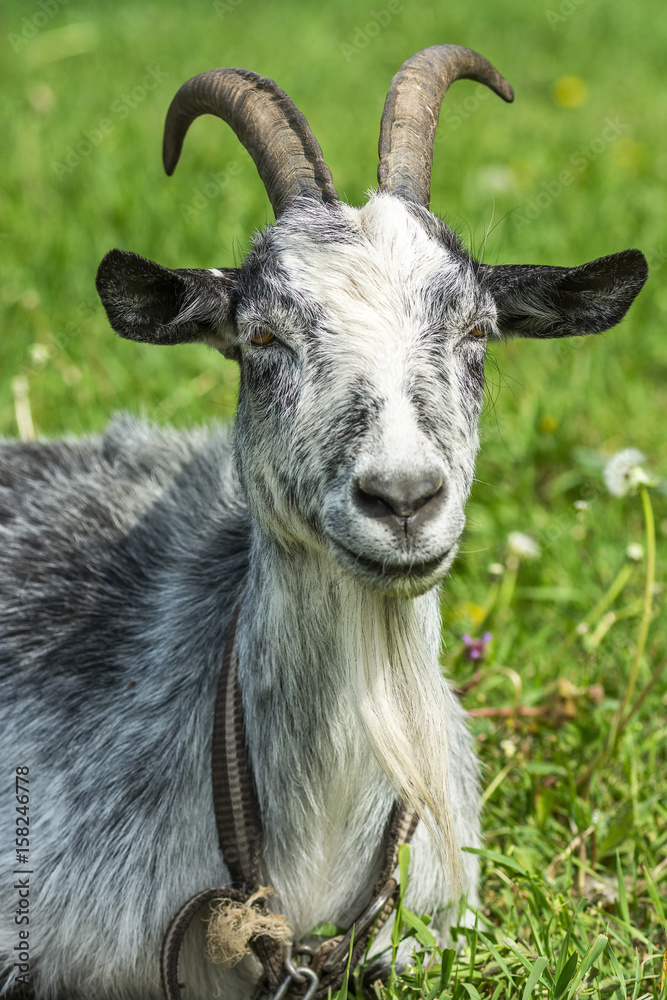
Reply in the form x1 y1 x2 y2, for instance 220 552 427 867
160 591 418 1000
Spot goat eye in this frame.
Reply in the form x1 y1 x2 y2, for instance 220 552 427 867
469 326 486 339
249 328 275 346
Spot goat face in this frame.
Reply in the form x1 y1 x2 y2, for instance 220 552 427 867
96 47 648 598
232 195 488 596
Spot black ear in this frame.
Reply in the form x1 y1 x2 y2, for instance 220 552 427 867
480 249 648 339
96 249 238 352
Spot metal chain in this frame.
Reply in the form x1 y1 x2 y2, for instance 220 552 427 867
269 945 320 1000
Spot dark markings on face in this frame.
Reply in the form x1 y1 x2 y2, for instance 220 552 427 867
405 371 452 446
232 197 494 547
237 258 318 339
402 201 471 262
460 344 486 396
277 198 366 249
318 377 383 484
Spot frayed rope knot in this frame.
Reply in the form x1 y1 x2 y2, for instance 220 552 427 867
206 886 293 968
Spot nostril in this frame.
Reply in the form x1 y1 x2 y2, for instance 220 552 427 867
356 470 445 519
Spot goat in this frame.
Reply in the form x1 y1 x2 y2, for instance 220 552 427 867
0 44 647 1000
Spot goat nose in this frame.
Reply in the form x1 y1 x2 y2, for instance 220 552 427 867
356 469 445 519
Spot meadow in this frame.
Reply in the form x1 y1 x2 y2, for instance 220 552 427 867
1 0 665 996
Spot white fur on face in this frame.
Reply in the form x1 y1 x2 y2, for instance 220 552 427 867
236 194 494 595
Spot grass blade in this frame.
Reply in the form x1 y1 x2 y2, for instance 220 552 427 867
642 864 667 928
400 907 437 948
462 847 530 876
554 952 579 999
564 935 608 1000
554 898 587 983
458 982 483 1000
337 925 354 1000
606 941 628 1000
616 852 631 930
476 930 517 989
521 956 549 1000
439 948 456 993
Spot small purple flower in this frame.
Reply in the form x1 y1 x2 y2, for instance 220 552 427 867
461 632 492 661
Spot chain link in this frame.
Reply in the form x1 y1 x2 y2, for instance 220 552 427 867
268 943 320 1000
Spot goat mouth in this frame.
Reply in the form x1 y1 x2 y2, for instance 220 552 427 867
330 539 452 582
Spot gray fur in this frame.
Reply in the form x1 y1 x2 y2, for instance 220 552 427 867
0 71 648 1000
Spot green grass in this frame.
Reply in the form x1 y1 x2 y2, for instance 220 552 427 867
1 0 665 996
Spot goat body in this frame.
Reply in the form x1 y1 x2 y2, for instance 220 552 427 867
0 409 477 998
0 45 647 1000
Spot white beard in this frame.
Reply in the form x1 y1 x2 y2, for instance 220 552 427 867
340 586 463 888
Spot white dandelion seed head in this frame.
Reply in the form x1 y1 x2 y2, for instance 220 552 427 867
507 531 541 561
488 562 505 581
603 448 651 497
30 343 50 365
626 543 644 562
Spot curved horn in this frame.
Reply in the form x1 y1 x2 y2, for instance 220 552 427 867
378 45 514 206
163 68 338 218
